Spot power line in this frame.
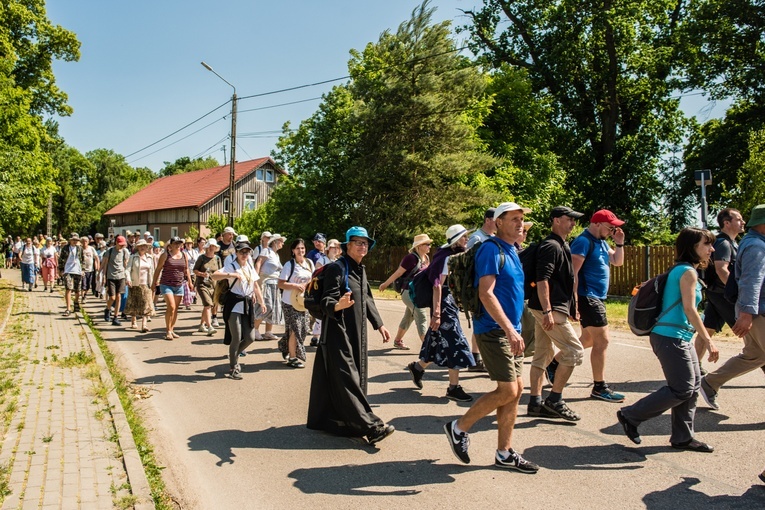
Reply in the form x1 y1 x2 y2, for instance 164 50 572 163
125 99 231 159
238 96 322 114
127 115 228 164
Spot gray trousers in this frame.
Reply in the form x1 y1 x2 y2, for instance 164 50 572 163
227 312 256 368
621 333 700 444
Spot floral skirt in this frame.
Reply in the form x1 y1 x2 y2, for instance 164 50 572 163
278 303 310 361
124 285 155 317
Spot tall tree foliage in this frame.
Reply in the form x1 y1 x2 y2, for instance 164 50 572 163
0 0 80 236
464 0 691 240
159 156 219 177
271 1 499 245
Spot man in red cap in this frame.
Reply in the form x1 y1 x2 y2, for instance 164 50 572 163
547 209 626 402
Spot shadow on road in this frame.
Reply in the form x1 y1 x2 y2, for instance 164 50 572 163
287 459 480 496
521 443 647 471
643 477 765 509
187 426 381 466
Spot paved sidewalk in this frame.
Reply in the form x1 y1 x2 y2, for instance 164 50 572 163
0 270 152 509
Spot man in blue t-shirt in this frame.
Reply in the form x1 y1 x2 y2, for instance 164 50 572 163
548 209 626 403
444 202 539 474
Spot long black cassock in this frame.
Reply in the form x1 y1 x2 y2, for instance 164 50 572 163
306 254 385 437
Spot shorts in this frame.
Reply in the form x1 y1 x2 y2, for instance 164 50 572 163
474 329 524 382
578 295 608 328
703 291 736 332
160 284 184 296
81 271 94 291
529 309 584 368
107 278 126 297
64 273 83 292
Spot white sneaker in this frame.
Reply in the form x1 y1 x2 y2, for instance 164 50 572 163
198 324 209 333
207 327 217 337
262 332 277 340
212 318 220 328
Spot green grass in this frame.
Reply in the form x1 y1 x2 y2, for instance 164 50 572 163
58 351 95 368
81 311 174 510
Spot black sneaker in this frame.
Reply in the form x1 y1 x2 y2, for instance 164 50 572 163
545 362 557 385
495 450 539 473
616 410 641 444
407 362 423 389
229 364 242 380
527 401 562 419
366 424 395 445
446 385 473 402
309 336 319 347
444 420 470 464
112 319 122 326
542 399 580 421
468 359 487 372
699 377 719 410
104 308 111 322
73 304 80 313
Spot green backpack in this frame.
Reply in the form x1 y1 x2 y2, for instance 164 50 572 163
447 238 504 323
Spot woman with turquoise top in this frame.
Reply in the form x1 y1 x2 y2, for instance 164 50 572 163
617 228 720 452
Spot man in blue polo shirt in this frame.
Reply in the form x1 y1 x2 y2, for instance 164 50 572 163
547 209 626 402
444 202 539 474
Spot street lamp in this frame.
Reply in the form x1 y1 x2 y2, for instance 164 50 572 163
201 61 237 227
694 169 713 229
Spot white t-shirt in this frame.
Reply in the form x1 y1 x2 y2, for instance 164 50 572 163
258 247 283 281
81 245 97 272
222 257 260 315
279 259 314 305
64 246 82 275
20 245 39 265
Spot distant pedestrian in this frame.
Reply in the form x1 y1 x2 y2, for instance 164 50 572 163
192 239 221 335
125 239 156 332
58 233 83 316
379 233 432 350
617 227 718 452
254 234 286 340
307 226 394 445
100 235 130 326
40 237 58 292
153 237 193 340
19 237 39 291
80 236 99 303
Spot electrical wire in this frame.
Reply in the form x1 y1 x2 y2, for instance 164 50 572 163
127 115 228 164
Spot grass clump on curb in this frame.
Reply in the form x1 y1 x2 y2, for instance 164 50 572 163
81 311 174 510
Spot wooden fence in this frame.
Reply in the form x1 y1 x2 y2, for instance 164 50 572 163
279 244 676 297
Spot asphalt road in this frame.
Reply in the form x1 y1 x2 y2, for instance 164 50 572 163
82 295 765 509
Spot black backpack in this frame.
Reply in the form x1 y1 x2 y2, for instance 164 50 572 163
408 268 434 309
303 258 349 320
518 242 538 300
628 264 685 336
447 238 504 320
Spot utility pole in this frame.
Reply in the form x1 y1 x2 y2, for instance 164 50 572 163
694 169 713 229
221 145 227 165
201 61 237 227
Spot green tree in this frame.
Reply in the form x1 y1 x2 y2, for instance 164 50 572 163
272 1 499 245
206 214 227 238
159 156 219 177
464 0 691 240
0 0 79 236
734 128 765 215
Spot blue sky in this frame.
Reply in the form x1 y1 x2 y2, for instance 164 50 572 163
46 0 728 173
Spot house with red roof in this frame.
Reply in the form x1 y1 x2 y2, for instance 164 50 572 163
104 157 286 239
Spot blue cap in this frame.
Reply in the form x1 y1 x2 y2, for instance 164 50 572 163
152 241 160 248
343 226 376 250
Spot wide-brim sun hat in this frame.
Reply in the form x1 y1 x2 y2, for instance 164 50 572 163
269 234 286 245
290 290 306 312
410 233 433 252
327 239 341 249
205 239 220 252
442 224 474 248
223 226 236 235
342 226 376 250
134 239 148 248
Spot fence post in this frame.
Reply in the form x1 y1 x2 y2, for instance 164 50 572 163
645 245 651 282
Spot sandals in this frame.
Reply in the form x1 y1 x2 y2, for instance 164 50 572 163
393 340 410 350
171 331 180 338
165 332 174 340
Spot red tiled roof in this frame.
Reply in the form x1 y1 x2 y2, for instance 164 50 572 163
105 157 283 215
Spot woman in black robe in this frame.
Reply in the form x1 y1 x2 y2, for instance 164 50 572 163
307 226 394 444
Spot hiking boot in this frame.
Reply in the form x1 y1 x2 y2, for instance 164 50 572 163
446 385 473 402
229 364 242 380
528 401 562 419
545 362 557 385
468 359 487 373
366 424 395 445
542 399 580 421
444 420 470 464
407 362 423 389
104 308 111 322
591 384 625 403
287 357 305 369
495 450 539 473
616 410 641 444
699 377 719 410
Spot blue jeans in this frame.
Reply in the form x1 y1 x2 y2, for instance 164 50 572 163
160 284 184 296
620 333 700 444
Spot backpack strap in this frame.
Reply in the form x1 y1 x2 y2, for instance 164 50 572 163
485 237 505 271
654 264 694 331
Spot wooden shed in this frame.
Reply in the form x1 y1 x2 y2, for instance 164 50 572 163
104 157 286 239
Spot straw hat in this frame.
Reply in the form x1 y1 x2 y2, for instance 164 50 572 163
409 234 433 252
